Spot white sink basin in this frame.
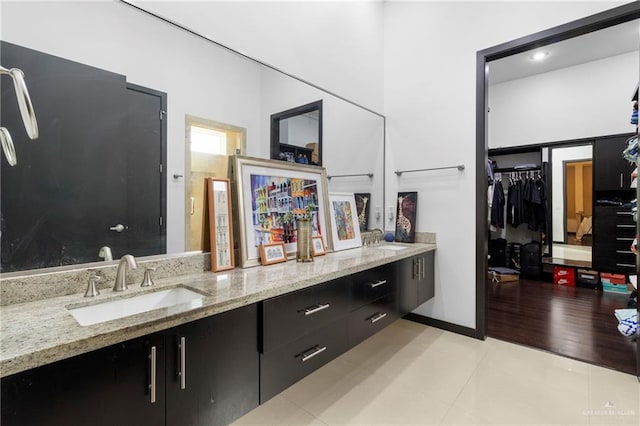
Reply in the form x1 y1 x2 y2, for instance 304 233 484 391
68 287 205 326
375 245 409 251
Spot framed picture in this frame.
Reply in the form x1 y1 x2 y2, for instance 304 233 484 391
395 191 417 243
354 193 371 231
259 242 287 265
328 192 362 251
311 236 326 256
232 155 331 268
206 178 234 272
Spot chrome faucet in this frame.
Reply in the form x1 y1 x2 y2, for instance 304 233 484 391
113 254 138 292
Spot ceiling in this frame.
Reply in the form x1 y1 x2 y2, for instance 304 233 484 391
488 18 639 85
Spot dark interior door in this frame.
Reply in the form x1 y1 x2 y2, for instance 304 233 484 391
0 42 165 272
103 84 166 259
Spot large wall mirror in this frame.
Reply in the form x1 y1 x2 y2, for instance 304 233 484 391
0 1 385 274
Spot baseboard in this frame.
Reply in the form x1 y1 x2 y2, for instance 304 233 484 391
403 313 483 340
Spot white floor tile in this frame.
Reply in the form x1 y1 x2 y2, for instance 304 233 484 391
587 365 640 425
232 395 325 426
236 319 638 426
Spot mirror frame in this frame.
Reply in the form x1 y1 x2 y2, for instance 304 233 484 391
270 100 323 166
476 2 640 340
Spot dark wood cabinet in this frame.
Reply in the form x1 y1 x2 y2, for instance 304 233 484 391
258 264 397 403
166 304 259 426
348 294 399 345
1 251 437 425
260 317 350 403
1 333 166 426
260 277 351 353
594 135 635 191
1 305 258 426
593 206 637 273
397 252 435 315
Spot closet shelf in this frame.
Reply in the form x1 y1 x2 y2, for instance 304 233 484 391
494 166 540 173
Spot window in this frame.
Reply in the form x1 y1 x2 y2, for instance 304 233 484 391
190 125 227 155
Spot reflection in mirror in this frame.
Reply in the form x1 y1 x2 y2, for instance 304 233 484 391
0 1 385 274
550 144 593 263
270 100 322 166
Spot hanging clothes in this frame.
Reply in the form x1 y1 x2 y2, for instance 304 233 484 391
490 179 505 229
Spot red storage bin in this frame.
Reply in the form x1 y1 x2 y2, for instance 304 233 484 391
600 273 626 285
554 266 575 286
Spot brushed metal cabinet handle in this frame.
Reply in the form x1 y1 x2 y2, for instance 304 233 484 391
616 250 633 254
370 279 387 288
304 303 330 316
370 312 388 324
616 237 635 241
616 224 635 228
299 345 327 362
615 263 636 268
179 336 186 390
149 346 157 404
620 173 624 188
616 211 633 215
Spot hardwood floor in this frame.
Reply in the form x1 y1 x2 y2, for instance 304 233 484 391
487 278 637 375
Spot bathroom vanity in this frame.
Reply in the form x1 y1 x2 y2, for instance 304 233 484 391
0 244 435 426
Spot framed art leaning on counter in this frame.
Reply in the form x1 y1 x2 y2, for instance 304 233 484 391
206 177 235 272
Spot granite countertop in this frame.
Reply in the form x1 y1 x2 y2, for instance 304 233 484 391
0 243 435 378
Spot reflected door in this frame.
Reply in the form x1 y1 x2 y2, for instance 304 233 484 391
0 42 165 271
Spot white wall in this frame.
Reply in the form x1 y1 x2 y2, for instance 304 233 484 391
137 0 385 113
383 1 626 330
551 145 593 242
489 52 638 149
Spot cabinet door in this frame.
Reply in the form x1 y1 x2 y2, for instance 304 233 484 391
594 136 634 191
417 251 435 305
166 305 259 426
397 256 419 315
1 333 166 426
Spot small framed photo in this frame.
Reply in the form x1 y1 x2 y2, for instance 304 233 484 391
328 192 362 251
311 236 326 256
259 242 288 265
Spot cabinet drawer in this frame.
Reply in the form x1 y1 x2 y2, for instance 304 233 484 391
261 277 351 353
593 218 636 238
350 266 394 309
595 207 635 223
593 245 637 272
260 318 349 403
348 295 399 347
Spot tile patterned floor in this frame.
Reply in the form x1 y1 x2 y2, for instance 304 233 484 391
233 319 639 425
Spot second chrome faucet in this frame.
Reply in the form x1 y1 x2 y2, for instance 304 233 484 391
113 254 138 292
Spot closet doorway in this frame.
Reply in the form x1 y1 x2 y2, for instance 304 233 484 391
185 116 246 251
477 5 639 377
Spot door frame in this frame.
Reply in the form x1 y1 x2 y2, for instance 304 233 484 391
476 3 640 340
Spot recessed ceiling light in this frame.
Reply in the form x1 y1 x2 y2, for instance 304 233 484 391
530 51 549 61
